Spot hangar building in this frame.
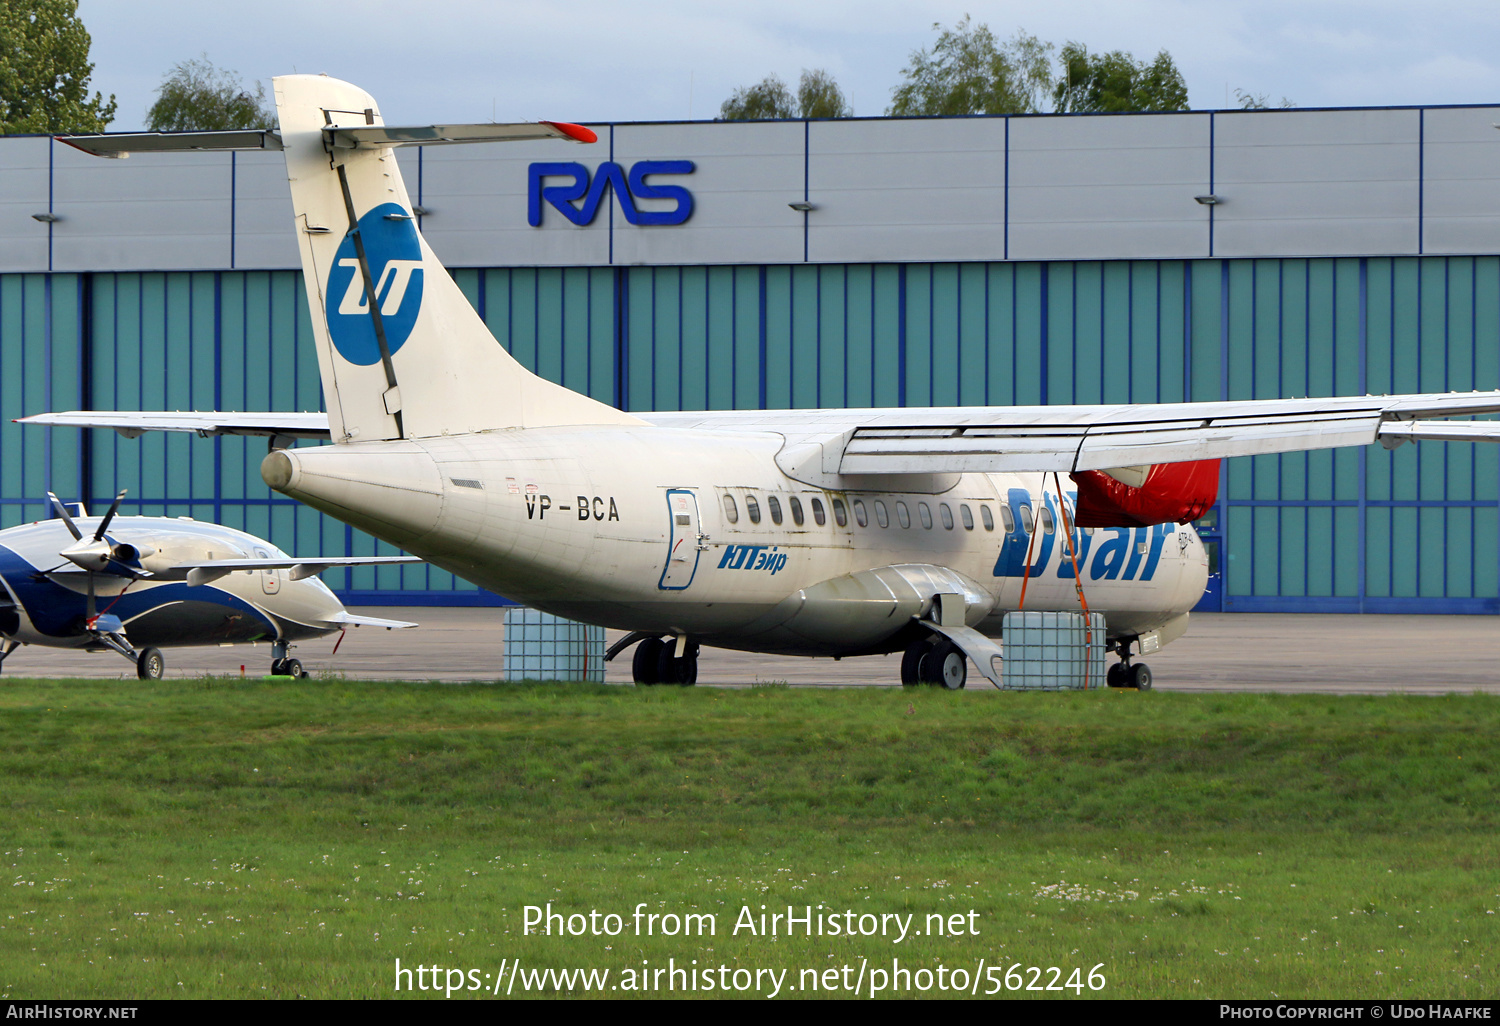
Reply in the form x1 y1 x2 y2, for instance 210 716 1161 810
1 104 1498 612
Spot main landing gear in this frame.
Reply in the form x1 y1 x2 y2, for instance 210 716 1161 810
629 636 699 686
1107 637 1153 690
901 634 967 690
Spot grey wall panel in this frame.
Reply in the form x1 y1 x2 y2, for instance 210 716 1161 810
51 145 232 271
806 118 1008 263
1007 114 1211 261
1214 109 1420 257
1421 107 1500 255
0 137 52 272
417 132 611 267
610 122 803 266
231 151 299 270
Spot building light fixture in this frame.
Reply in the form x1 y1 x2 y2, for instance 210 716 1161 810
1194 195 1220 206
788 201 817 212
32 212 61 223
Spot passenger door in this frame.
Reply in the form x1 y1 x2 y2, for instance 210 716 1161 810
659 489 702 590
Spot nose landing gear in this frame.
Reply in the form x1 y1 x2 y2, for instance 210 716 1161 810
1107 637 1152 690
270 640 308 679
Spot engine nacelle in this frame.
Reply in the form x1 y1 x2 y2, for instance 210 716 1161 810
1071 459 1220 528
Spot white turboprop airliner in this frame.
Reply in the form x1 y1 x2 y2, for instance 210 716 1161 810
28 75 1500 689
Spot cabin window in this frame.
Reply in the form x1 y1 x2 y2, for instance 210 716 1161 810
918 502 933 529
1039 505 1055 534
939 503 954 530
960 504 974 530
896 501 911 529
1020 504 1035 534
832 498 848 527
996 505 1012 533
746 495 761 524
874 500 889 528
722 493 739 524
790 496 805 526
852 499 868 527
811 497 827 526
768 495 783 525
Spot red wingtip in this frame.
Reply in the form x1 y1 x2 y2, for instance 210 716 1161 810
541 121 597 144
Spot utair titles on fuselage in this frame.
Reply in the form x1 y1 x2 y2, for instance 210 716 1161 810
37 74 1500 688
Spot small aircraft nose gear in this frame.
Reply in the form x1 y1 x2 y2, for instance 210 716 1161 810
1107 637 1153 690
901 633 967 690
628 635 698 686
269 640 308 678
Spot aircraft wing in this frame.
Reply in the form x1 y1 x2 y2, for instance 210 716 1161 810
20 390 1500 473
642 391 1500 474
158 555 424 586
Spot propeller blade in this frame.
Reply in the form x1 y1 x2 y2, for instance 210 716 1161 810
46 492 83 541
94 489 127 541
86 572 96 622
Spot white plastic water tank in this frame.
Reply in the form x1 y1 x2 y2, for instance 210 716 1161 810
502 607 606 683
1000 611 1107 690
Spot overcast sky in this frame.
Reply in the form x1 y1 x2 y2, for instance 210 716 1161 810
78 0 1500 130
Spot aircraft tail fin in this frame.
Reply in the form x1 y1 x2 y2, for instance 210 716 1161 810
271 75 641 443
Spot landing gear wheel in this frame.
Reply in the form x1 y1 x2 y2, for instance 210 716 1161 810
1107 662 1129 688
270 658 284 676
282 658 305 679
136 647 164 680
1130 663 1153 691
920 639 967 690
632 637 664 685
656 640 699 686
900 639 928 686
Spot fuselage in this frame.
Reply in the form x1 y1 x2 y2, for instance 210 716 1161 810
0 516 349 650
266 426 1209 657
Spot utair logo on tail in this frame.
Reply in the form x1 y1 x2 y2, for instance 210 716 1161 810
325 203 425 366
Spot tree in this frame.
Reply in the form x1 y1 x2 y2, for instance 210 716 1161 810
720 74 795 120
720 68 852 120
0 0 115 134
146 56 274 132
1053 43 1189 113
797 69 852 119
1235 88 1296 110
888 16 1053 116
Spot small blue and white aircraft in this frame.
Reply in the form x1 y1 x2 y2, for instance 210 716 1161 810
0 490 421 678
26 76 1500 690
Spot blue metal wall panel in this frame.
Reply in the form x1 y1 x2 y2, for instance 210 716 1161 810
0 257 1495 612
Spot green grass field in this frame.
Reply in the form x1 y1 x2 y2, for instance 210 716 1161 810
1 677 1495 999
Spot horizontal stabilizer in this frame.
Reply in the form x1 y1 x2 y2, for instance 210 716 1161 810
57 129 283 157
320 611 418 630
16 411 331 440
325 121 596 151
56 121 594 159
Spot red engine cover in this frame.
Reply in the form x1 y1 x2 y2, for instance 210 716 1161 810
1070 460 1220 528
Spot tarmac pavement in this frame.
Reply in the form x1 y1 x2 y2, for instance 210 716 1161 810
4 608 1497 694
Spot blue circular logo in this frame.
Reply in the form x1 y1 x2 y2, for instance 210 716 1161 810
325 203 425 366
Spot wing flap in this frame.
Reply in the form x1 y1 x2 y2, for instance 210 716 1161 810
165 555 423 586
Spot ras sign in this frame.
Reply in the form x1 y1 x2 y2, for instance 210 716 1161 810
528 161 695 227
